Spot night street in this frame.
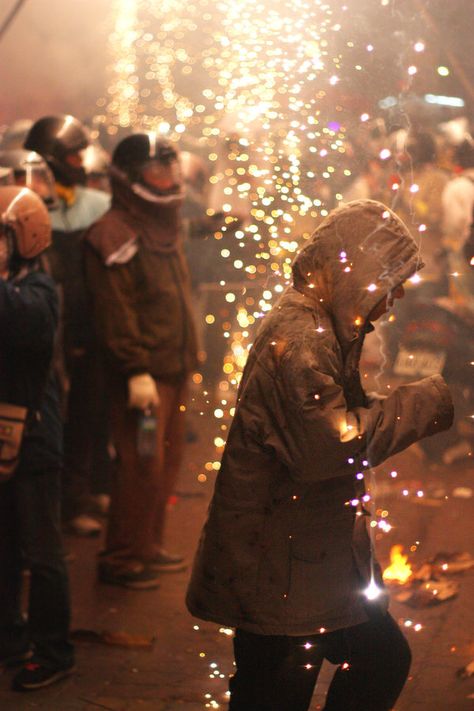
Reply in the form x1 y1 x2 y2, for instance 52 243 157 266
0 397 473 711
1 1 474 709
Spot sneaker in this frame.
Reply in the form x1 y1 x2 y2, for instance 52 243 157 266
0 646 32 668
12 661 75 691
98 565 161 590
66 514 102 537
148 549 187 573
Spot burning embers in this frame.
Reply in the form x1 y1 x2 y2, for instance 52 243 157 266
382 545 413 585
382 545 474 607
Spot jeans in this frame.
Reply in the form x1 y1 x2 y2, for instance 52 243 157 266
230 609 411 711
0 467 74 668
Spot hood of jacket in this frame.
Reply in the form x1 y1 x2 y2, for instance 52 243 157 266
291 199 422 351
85 176 184 264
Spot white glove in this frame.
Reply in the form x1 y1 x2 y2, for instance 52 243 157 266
127 374 160 410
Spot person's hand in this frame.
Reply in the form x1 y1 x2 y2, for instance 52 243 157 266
128 374 160 410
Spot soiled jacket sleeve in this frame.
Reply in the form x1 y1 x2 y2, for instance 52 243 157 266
277 353 453 481
0 273 57 352
84 245 151 376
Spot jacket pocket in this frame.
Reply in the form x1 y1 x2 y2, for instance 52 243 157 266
287 508 360 619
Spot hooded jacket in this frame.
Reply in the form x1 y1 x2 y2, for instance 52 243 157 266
83 181 198 379
186 200 453 636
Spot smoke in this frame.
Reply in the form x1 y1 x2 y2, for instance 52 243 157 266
0 0 112 126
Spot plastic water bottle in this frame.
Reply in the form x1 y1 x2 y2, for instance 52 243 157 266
137 409 158 458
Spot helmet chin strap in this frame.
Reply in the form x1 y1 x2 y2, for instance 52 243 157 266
130 182 184 206
0 223 16 277
0 237 9 279
0 225 30 281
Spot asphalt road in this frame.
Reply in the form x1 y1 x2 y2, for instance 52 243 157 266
0 401 473 710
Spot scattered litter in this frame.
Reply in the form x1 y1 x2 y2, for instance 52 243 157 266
71 629 156 649
430 551 474 574
457 660 474 679
452 487 473 499
395 579 459 607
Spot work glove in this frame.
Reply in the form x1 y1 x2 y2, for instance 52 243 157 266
127 373 160 410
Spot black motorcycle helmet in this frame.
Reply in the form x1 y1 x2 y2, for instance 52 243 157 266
455 138 474 170
405 131 437 167
113 133 177 177
0 149 58 209
111 133 181 205
82 143 111 193
24 115 90 187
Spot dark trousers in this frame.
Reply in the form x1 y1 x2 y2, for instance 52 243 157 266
230 610 411 711
0 467 74 668
62 351 112 520
101 375 188 572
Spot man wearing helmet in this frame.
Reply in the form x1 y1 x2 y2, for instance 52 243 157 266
25 115 111 537
0 186 74 690
84 133 198 589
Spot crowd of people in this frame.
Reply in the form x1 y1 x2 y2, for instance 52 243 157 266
0 110 472 708
0 114 200 691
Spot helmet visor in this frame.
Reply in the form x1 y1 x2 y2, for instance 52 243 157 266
0 167 13 186
15 164 59 209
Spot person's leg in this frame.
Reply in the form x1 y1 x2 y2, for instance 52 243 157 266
62 354 93 522
151 378 188 551
88 350 113 499
0 478 29 662
322 611 411 711
230 629 324 711
101 374 162 577
15 467 74 669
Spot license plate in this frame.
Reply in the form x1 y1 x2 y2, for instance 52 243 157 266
394 348 446 377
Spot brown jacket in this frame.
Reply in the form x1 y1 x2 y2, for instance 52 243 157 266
84 208 198 379
186 200 453 635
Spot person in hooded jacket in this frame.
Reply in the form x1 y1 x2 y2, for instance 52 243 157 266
186 200 454 711
83 134 199 589
0 186 74 691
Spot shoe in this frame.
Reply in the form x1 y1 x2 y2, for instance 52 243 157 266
66 514 102 537
12 660 75 691
148 549 187 573
98 565 161 590
89 494 111 516
0 647 32 668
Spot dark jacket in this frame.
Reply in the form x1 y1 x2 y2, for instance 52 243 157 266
83 208 198 379
186 200 454 636
48 187 110 362
0 271 62 473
